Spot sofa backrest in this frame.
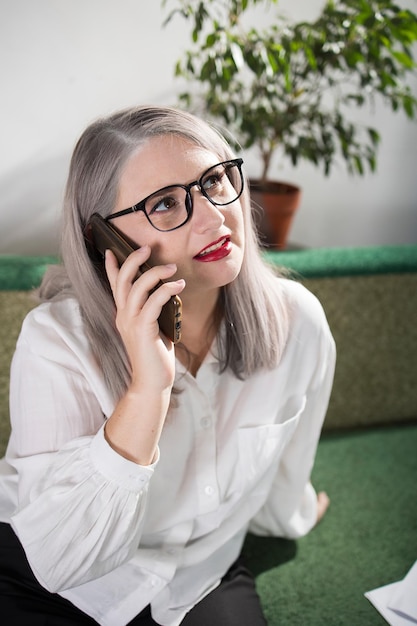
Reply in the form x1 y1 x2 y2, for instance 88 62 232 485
0 246 416 456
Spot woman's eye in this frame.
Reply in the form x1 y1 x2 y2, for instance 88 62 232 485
202 172 223 192
149 196 178 214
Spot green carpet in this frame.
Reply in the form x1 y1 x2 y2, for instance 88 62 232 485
243 423 417 625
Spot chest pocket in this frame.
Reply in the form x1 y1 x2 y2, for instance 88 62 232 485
237 394 307 488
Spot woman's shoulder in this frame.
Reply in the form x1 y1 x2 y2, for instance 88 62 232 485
16 297 87 356
22 297 83 331
278 277 330 335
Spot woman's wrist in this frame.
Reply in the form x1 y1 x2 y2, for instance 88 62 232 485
104 387 171 465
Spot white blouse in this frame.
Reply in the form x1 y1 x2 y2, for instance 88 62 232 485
0 278 335 626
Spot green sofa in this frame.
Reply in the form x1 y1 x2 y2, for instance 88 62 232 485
1 246 416 625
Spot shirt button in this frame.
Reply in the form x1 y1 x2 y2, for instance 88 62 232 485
204 485 215 497
200 417 211 429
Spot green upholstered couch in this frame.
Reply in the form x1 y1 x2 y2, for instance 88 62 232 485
1 246 416 625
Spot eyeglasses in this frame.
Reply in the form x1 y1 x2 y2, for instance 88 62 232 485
106 158 244 232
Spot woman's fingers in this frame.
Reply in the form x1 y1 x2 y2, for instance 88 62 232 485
105 247 182 313
105 246 151 304
104 247 185 345
104 248 120 291
127 265 181 314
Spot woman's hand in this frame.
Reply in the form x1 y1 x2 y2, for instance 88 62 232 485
106 246 185 389
103 246 185 465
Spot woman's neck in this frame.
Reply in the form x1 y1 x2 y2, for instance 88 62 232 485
175 288 222 376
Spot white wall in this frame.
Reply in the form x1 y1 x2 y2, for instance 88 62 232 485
0 0 416 254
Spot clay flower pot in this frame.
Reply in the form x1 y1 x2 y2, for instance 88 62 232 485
250 180 301 249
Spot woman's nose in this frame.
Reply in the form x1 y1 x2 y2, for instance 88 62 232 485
191 188 225 232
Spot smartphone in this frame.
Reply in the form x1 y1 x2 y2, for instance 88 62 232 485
88 213 182 343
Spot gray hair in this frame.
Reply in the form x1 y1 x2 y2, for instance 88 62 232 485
40 105 289 400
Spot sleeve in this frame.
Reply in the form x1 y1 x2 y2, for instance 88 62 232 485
7 305 158 593
249 285 336 539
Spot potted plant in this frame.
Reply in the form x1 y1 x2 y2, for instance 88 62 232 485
162 0 417 248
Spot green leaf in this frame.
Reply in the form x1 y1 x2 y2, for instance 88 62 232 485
230 42 245 70
353 156 364 175
266 48 279 73
206 32 217 47
403 94 416 118
367 128 380 146
368 154 377 172
305 46 318 70
391 50 415 68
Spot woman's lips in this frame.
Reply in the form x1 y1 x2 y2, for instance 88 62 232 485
194 236 232 262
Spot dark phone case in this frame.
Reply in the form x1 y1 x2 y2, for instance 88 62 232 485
88 213 182 343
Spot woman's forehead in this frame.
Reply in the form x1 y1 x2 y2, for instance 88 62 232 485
117 135 220 207
125 136 219 180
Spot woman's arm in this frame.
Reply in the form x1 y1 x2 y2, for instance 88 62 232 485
249 288 336 539
7 340 154 592
8 246 185 592
103 247 185 465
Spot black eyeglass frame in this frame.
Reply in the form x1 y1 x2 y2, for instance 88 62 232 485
105 158 244 232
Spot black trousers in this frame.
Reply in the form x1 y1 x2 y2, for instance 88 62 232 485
0 523 267 625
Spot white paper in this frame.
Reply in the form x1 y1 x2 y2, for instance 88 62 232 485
389 561 417 621
365 561 417 626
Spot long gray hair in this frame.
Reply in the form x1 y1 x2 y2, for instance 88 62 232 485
40 105 289 401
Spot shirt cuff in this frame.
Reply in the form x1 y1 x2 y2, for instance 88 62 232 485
90 424 159 492
286 481 318 538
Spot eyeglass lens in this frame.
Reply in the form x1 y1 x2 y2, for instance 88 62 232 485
144 161 243 231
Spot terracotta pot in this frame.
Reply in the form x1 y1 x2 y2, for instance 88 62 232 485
250 179 301 249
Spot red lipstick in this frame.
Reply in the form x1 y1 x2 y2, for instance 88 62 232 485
194 236 232 262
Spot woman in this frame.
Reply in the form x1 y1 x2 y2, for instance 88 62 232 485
0 105 335 625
